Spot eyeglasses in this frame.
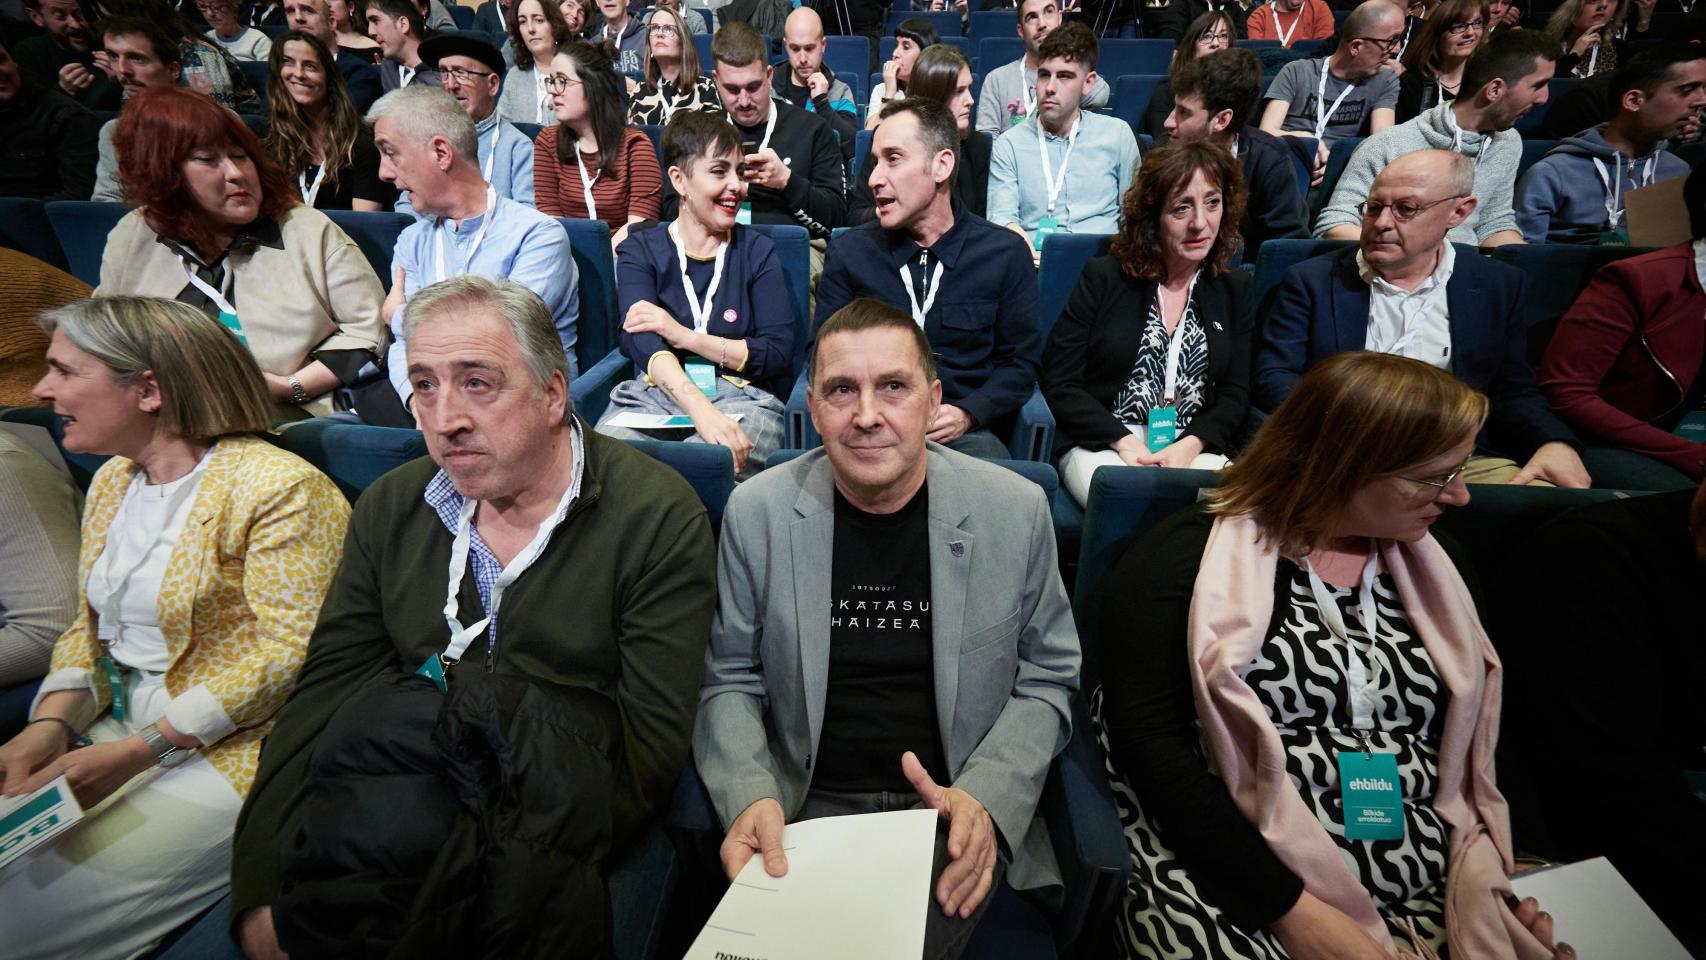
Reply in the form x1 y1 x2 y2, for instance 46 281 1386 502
439 66 495 84
1198 30 1231 43
648 23 679 36
542 72 581 93
1355 34 1406 53
1444 18 1486 35
1355 195 1466 222
1399 460 1470 500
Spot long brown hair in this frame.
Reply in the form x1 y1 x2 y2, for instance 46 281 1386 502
1208 352 1489 556
115 86 298 258
264 31 361 199
1110 141 1246 283
907 43 971 109
1402 0 1490 80
641 6 703 87
1171 10 1238 80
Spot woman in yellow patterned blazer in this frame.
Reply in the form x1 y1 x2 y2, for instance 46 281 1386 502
0 296 349 960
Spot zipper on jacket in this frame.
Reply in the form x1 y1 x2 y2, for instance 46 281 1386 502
1640 335 1688 420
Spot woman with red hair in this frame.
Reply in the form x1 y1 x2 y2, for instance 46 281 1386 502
96 86 385 417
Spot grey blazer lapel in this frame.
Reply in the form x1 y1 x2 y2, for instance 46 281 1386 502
790 455 837 757
924 447 973 752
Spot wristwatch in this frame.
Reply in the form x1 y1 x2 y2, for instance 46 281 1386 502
287 374 308 405
139 723 190 768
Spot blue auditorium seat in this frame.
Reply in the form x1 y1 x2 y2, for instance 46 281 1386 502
1488 243 1655 364
978 36 1024 73
823 34 873 96
1307 135 1365 225
623 439 736 529
556 217 624 422
1248 237 1356 314
1094 39 1175 80
1282 135 1317 199
321 210 414 290
1515 77 1578 136
884 8 965 37
236 60 269 100
0 197 70 271
1037 232 1114 345
638 123 664 167
1517 138 1557 179
511 121 544 142
270 418 426 501
1109 74 1164 134
745 223 812 382
450 4 474 28
967 9 1018 45
43 200 128 287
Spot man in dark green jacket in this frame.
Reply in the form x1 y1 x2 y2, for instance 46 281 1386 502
230 275 716 957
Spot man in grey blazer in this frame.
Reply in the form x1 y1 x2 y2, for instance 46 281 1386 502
693 298 1082 957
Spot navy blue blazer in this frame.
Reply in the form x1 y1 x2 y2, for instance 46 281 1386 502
1254 246 1576 461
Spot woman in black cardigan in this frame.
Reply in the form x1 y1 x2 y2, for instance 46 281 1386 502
1041 140 1252 507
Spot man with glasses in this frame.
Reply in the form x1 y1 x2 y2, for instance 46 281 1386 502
399 33 536 215
1259 0 1402 185
1318 27 1555 247
1256 149 1588 486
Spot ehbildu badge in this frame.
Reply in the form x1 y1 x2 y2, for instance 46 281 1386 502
1337 750 1405 841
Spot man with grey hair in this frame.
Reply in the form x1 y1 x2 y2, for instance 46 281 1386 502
357 85 576 428
1256 149 1589 487
230 274 716 959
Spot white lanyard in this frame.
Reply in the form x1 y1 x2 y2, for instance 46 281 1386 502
1313 59 1357 141
1275 1 1304 46
575 147 599 219
1584 42 1598 77
752 103 779 153
1022 68 1037 115
440 478 579 664
668 220 728 334
496 2 506 30
432 185 498 283
1302 548 1385 730
1399 16 1413 56
1592 153 1657 230
180 256 237 315
659 80 684 124
481 125 498 181
899 250 944 328
298 162 328 207
535 70 550 124
1036 113 1081 217
1154 270 1199 403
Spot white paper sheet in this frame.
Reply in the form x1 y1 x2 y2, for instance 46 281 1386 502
1509 857 1692 960
603 412 743 430
0 775 84 873
684 808 939 960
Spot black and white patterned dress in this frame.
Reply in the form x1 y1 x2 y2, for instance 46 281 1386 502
1109 295 1210 430
1094 564 1452 959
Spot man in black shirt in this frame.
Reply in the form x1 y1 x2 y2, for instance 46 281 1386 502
14 0 122 109
772 7 860 161
0 32 99 199
695 297 1081 960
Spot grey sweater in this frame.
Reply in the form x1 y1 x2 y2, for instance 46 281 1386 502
0 431 82 687
1315 100 1521 244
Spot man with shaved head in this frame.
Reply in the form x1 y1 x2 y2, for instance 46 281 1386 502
772 7 859 159
1259 0 1403 185
1256 148 1589 487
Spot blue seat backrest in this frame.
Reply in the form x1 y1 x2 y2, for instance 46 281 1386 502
1488 243 1656 364
1283 136 1318 199
271 419 427 502
557 217 620 374
450 4 474 28
693 33 712 73
623 439 735 530
0 198 70 272
639 123 664 167
1110 74 1165 134
878 34 971 66
1515 77 1579 135
1249 237 1357 316
746 223 813 380
853 127 872 174
1095 39 1175 81
978 35 1024 72
1309 135 1365 224
884 9 965 38
512 121 544 143
322 210 415 291
1138 132 1153 153
824 35 873 94
1517 139 1556 179
967 9 1017 44
237 60 269 98
44 200 128 287
1037 233 1114 344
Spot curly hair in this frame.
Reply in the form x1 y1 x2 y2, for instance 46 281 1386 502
1109 140 1246 283
116 86 298 259
264 31 361 198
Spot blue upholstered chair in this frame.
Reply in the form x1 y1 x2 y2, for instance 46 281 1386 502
556 217 626 423
1306 135 1365 225
1109 74 1165 134
1487 243 1656 364
967 9 1018 44
883 8 966 37
321 210 414 290
43 200 128 286
0 197 70 271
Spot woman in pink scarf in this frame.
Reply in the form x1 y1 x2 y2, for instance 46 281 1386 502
1093 352 1572 960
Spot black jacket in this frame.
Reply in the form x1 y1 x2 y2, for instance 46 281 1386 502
0 84 100 200
811 0 886 35
273 669 621 959
848 130 992 225
1236 127 1309 262
660 98 847 238
1158 0 1253 39
1041 255 1253 458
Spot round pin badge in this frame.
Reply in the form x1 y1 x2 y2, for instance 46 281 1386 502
723 309 738 323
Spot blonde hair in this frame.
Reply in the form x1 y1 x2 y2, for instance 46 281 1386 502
1208 352 1489 555
37 296 274 441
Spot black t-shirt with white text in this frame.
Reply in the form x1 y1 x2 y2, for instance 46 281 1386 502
813 482 948 793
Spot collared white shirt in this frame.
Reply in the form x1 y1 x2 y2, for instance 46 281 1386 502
1357 242 1456 369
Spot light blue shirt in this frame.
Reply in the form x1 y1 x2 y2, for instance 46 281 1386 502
396 113 537 217
388 194 579 404
987 109 1139 237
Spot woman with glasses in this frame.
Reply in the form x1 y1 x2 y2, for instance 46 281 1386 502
1042 142 1251 507
626 6 722 125
1245 0 1336 48
1395 0 1489 122
1094 350 1575 960
1547 0 1625 78
534 40 663 246
1143 10 1238 141
262 31 393 211
497 0 571 124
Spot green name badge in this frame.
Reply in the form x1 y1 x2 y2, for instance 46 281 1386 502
1675 410 1706 443
1338 750 1405 842
96 655 126 723
1034 217 1060 253
415 654 448 694
684 360 719 399
1146 405 1178 452
735 201 753 225
217 310 248 347
1598 230 1629 247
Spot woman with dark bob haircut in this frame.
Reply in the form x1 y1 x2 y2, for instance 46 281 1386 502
1041 140 1251 507
1094 351 1573 960
849 44 991 222
97 86 386 418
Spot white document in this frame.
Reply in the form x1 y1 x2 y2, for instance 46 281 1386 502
684 808 939 960
1509 857 1692 960
603 412 743 430
0 775 84 872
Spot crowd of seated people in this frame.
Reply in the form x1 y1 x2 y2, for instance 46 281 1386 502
1 0 1705 955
